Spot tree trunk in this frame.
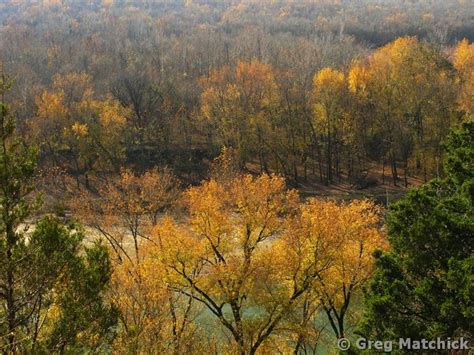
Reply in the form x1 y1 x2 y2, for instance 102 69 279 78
404 159 408 187
293 161 298 186
230 301 245 355
5 223 16 354
382 159 385 185
6 251 16 353
326 138 332 185
303 156 308 182
390 152 398 186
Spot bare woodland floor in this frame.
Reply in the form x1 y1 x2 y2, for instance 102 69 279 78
245 161 424 206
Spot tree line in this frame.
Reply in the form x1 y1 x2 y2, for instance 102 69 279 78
0 1 472 189
24 36 473 189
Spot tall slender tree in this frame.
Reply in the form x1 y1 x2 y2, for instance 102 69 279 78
0 73 117 353
0 71 38 353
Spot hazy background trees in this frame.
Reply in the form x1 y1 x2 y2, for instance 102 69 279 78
0 0 471 190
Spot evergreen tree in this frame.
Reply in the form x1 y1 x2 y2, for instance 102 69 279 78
0 73 117 353
0 71 38 353
359 120 473 341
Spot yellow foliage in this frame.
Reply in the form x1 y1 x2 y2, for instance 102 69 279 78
276 198 386 329
312 67 347 135
148 173 384 352
453 38 474 73
199 60 280 161
153 174 302 351
35 90 68 120
345 35 458 178
71 122 88 137
236 59 279 107
348 64 368 95
32 74 130 172
313 67 345 92
94 98 129 126
75 168 389 352
111 236 201 353
453 39 474 116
